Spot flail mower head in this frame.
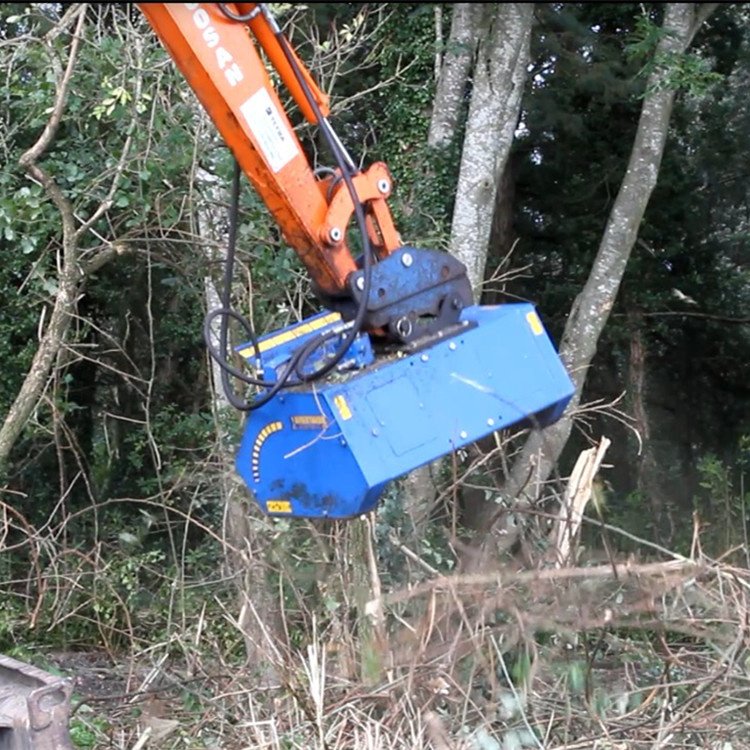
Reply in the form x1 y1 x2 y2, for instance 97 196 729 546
235 300 574 519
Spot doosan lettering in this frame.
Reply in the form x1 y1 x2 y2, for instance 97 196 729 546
184 3 244 86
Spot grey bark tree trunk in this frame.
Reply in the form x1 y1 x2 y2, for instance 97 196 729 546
427 4 480 150
449 3 534 295
404 4 533 535
476 3 717 541
192 154 282 681
626 307 671 540
403 3 481 536
0 9 129 468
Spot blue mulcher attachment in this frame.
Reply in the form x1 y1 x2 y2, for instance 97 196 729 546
235 302 574 519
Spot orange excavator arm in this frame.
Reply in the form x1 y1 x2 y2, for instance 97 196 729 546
138 2 402 298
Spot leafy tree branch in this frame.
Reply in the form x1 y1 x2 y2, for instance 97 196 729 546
0 6 134 466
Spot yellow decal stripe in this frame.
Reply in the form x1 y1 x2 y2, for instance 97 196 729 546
267 500 292 514
334 394 353 421
526 311 544 336
238 312 342 358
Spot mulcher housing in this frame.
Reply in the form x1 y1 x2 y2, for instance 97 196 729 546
236 302 574 518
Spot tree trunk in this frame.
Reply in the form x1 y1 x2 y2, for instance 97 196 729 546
427 4 479 150
477 3 717 541
627 307 682 544
406 5 533 535
402 3 481 538
193 158 282 681
0 9 127 468
449 3 534 295
485 154 519 304
627 311 659 518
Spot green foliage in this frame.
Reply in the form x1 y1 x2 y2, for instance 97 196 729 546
334 3 457 246
509 2 748 540
69 713 110 749
0 531 241 657
625 13 669 61
0 598 28 652
691 439 749 554
510 650 533 688
625 14 723 96
0 14 749 748
627 14 723 97
566 660 586 695
601 437 749 555
653 50 723 96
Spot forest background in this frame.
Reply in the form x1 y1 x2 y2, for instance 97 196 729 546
0 2 749 748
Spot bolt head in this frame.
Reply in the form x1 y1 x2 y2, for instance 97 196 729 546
487 418 495 427
449 342 457 351
377 179 390 194
329 227 342 243
355 275 365 291
401 252 413 268
420 353 429 362
459 430 468 440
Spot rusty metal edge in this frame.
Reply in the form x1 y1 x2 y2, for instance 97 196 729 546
0 653 74 750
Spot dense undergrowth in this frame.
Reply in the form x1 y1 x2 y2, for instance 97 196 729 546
2 446 748 749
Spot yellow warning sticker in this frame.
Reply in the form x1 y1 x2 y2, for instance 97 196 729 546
291 415 329 430
266 500 292 514
333 394 353 421
238 312 342 358
526 310 544 336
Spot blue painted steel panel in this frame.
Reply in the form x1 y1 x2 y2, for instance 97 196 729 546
235 390 386 517
235 310 375 380
235 303 574 519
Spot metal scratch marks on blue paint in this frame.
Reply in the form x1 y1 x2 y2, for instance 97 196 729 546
449 372 494 393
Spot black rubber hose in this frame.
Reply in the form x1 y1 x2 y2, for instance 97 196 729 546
205 4 376 409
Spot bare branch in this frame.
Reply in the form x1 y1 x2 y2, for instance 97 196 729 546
0 6 126 465
621 310 750 324
44 3 86 44
81 241 131 276
18 7 86 169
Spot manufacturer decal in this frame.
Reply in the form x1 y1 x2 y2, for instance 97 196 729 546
183 4 244 86
291 415 329 430
240 88 299 173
